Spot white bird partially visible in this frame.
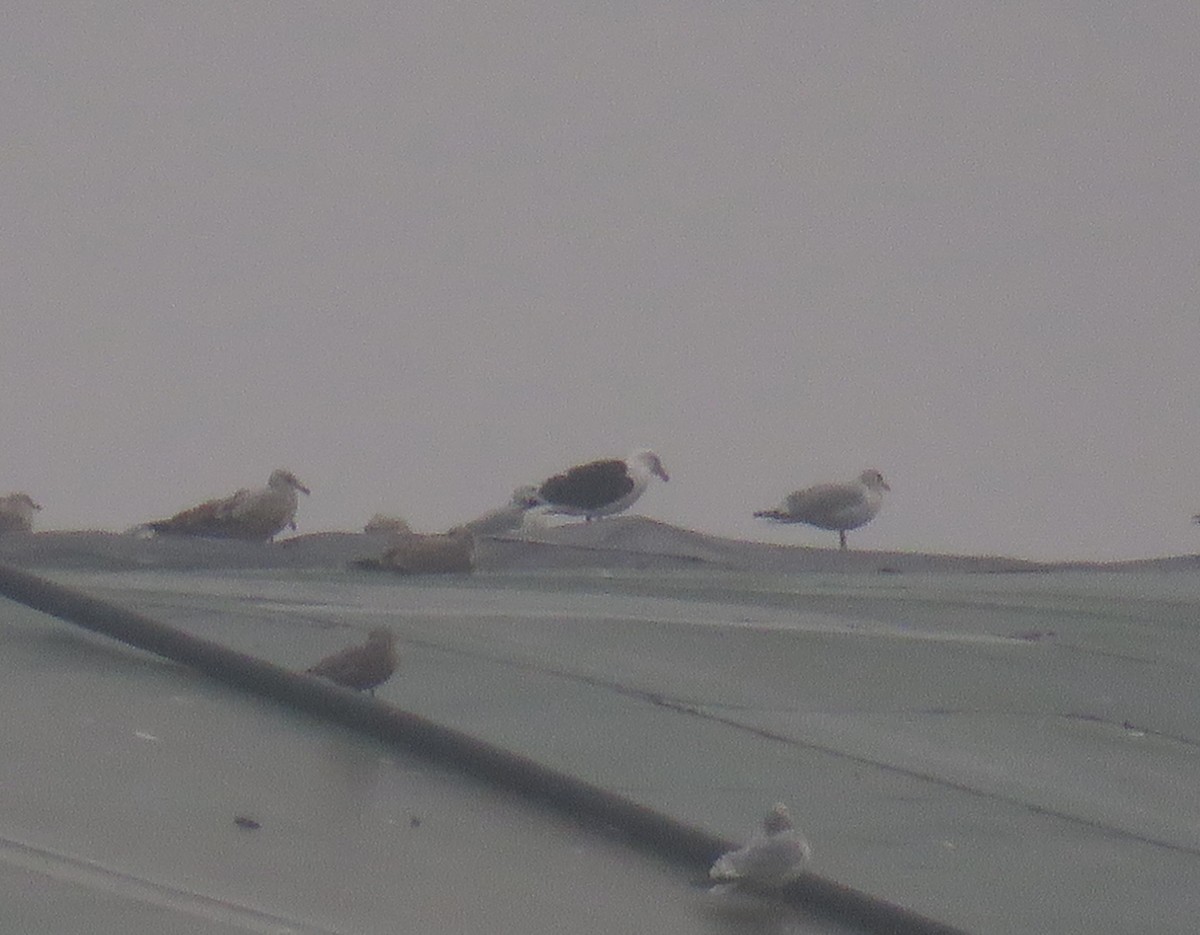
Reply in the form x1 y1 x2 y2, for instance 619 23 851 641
458 486 542 536
527 449 669 521
755 468 890 550
147 469 310 541
709 803 812 890
0 493 42 534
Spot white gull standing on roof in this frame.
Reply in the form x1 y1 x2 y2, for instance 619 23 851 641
709 803 812 891
147 469 310 541
528 450 669 521
0 493 42 534
755 468 890 550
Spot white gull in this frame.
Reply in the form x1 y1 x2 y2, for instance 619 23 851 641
0 493 42 534
458 485 542 536
755 468 890 550
709 803 812 890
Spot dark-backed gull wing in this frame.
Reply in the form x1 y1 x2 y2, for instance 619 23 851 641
539 459 634 512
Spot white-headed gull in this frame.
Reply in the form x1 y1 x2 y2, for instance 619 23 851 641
755 468 889 550
709 803 812 890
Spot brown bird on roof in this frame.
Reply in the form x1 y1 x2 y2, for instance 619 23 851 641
147 469 310 541
305 627 398 695
353 526 476 575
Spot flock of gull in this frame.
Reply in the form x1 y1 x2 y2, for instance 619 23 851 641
11 450 1196 895
3 452 827 892
0 449 893 552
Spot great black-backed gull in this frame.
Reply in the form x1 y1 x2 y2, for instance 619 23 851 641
147 469 310 541
529 450 668 521
709 803 812 890
306 627 398 695
755 468 889 550
0 493 41 534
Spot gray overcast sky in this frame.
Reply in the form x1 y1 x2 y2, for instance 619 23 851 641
3 3 1198 561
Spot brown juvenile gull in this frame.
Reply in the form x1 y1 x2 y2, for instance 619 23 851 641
305 627 398 695
528 450 669 521
0 493 42 534
709 803 812 891
355 526 476 575
755 468 890 550
147 469 310 541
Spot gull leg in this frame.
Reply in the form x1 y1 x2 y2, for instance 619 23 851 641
839 530 847 550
